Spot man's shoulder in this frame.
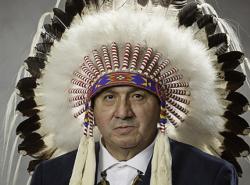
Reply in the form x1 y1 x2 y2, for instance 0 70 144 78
170 139 230 166
41 150 77 169
31 150 78 185
170 139 237 185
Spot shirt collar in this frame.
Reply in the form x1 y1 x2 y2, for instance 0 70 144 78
98 139 155 174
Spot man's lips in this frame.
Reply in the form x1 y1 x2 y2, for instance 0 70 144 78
113 126 136 135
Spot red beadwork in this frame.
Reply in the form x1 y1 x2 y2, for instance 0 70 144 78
139 47 153 72
122 43 131 69
153 59 170 77
165 82 189 89
84 56 100 77
81 64 95 79
165 111 178 127
74 108 86 118
166 97 189 114
72 100 85 107
71 79 90 88
146 52 160 75
102 46 112 71
73 71 93 83
93 50 105 73
68 88 87 94
111 42 119 70
159 67 178 80
165 88 191 96
130 44 140 70
69 94 86 102
167 94 190 105
163 74 183 83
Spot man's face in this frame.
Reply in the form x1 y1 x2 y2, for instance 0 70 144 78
93 86 160 152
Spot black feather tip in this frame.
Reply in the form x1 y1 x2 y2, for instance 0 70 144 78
65 0 85 17
16 77 37 98
221 131 250 158
16 114 41 138
208 33 228 49
226 92 249 108
53 8 71 27
224 111 250 135
35 42 52 54
24 57 45 78
44 24 63 40
197 14 217 35
224 71 246 91
178 2 202 27
218 51 244 62
18 133 45 155
16 98 39 117
137 0 149 6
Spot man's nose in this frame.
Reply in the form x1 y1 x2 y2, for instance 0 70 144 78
114 98 134 119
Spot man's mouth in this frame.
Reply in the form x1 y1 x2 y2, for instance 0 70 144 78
113 126 136 135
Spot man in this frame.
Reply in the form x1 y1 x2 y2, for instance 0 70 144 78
30 86 238 185
15 0 249 185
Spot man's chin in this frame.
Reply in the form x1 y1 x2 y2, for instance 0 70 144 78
114 138 139 149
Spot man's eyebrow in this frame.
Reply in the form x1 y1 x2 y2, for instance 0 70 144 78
101 89 115 94
101 87 145 94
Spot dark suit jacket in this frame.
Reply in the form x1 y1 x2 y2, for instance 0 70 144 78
30 140 238 185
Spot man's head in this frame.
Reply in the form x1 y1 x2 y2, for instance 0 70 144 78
93 86 160 158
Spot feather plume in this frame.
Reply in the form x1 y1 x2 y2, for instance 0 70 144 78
224 111 250 135
218 51 244 62
24 57 46 78
221 132 250 157
35 42 52 54
16 115 41 138
51 15 66 33
208 33 228 48
53 8 71 27
218 51 243 70
16 77 37 90
178 2 201 27
40 32 54 44
18 133 45 155
197 14 217 35
226 92 249 107
65 0 85 17
16 98 39 117
224 71 246 91
137 0 149 6
44 24 62 40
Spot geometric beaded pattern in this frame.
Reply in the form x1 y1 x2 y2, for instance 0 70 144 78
69 42 191 129
88 72 161 99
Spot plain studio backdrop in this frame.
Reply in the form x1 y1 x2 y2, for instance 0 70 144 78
0 0 249 185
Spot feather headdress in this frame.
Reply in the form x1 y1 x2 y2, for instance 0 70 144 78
2 0 250 184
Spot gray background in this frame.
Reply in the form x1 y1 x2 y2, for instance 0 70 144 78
0 0 249 184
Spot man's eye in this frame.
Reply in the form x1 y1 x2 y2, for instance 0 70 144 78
132 93 144 100
104 94 114 101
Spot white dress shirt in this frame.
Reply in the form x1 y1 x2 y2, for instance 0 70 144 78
97 140 154 185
